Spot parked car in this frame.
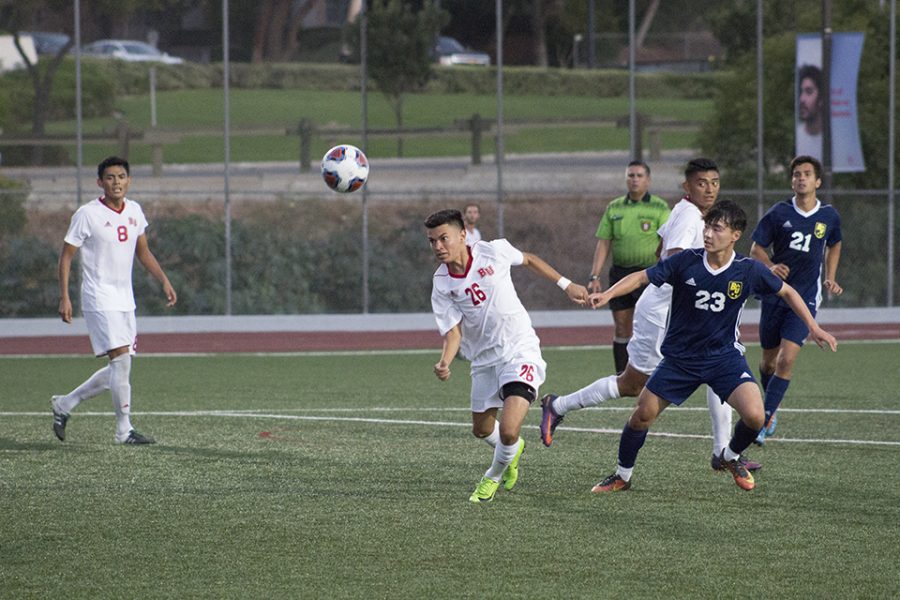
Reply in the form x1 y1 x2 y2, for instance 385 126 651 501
433 36 490 67
82 39 184 64
0 34 36 72
21 31 70 55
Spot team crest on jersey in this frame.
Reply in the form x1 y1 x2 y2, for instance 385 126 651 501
640 220 652 232
727 281 743 299
129 217 138 227
814 222 827 239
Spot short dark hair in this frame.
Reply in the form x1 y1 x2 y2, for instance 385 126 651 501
97 156 130 179
627 160 650 176
797 64 822 93
789 155 823 180
684 157 718 179
424 209 465 230
704 200 747 232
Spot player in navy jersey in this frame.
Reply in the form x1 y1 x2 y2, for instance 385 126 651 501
750 156 842 444
587 201 836 492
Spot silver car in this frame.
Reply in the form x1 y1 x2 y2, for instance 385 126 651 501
82 39 184 64
434 36 490 67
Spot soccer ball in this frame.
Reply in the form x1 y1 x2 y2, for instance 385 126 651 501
321 144 369 193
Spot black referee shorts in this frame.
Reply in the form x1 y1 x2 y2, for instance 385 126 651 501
607 264 649 312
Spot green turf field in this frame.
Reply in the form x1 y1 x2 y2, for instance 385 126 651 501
46 89 710 166
2 342 898 598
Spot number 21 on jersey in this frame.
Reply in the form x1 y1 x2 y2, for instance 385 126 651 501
789 231 811 252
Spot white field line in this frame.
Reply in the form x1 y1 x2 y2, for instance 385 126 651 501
5 409 900 447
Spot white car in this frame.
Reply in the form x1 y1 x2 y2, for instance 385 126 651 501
82 39 184 65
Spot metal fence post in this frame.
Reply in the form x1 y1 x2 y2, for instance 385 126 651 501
298 118 313 173
470 113 482 165
115 118 130 159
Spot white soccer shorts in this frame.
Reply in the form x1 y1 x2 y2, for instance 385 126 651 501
84 310 137 357
626 314 666 376
469 348 546 413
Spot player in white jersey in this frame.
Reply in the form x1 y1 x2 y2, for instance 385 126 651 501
539 158 762 473
463 203 482 243
51 156 177 445
426 209 588 503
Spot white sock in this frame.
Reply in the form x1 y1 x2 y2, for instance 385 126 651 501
615 464 634 482
707 386 732 455
109 354 133 439
484 439 520 480
554 375 620 415
57 365 111 413
482 421 500 448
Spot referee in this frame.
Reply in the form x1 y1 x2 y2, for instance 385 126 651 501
589 160 670 373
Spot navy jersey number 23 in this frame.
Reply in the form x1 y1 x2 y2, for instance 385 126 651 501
647 249 784 361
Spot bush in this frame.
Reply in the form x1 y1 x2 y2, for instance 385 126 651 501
84 58 218 94
0 235 60 317
0 177 27 237
0 191 892 317
0 59 115 132
98 60 718 100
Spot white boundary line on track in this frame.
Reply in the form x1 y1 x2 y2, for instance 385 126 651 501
6 409 899 447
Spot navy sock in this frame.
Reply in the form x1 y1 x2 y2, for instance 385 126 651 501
763 375 790 425
729 420 758 455
617 424 648 469
612 341 629 375
759 370 773 393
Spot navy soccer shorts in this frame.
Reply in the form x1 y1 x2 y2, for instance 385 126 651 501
759 301 815 349
646 353 758 406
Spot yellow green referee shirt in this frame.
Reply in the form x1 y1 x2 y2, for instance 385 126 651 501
595 192 671 268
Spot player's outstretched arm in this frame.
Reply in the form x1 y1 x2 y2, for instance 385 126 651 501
434 324 461 382
776 282 837 352
588 238 611 293
823 241 843 296
135 235 177 307
750 241 789 280
590 270 649 309
521 252 589 305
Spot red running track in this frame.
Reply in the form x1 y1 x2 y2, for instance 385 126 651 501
2 323 899 355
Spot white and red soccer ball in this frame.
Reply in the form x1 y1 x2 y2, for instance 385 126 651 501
321 144 369 193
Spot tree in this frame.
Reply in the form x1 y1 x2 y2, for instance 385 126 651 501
701 0 896 189
0 0 73 164
250 0 319 63
0 0 186 164
349 0 448 157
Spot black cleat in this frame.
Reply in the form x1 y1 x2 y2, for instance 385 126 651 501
118 430 156 445
539 394 564 447
51 396 69 442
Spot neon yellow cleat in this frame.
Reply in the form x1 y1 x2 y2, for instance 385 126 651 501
501 438 525 491
469 476 500 503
